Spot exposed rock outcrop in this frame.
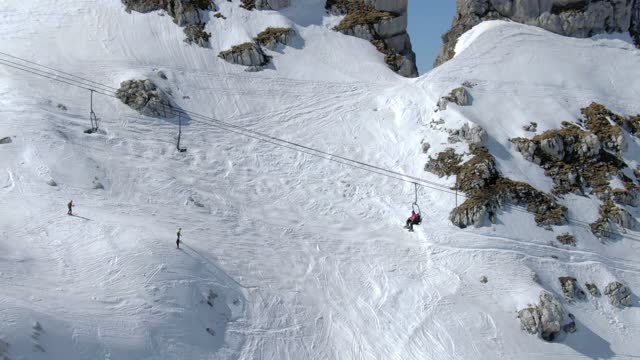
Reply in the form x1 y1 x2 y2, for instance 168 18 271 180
442 147 567 228
116 79 172 118
241 0 290 10
438 87 473 110
518 291 565 341
591 199 639 237
218 42 270 68
511 104 638 204
328 0 418 77
448 123 486 146
604 281 633 307
585 282 601 297
559 276 586 301
512 104 640 238
0 137 12 144
556 233 576 246
424 148 462 177
122 0 216 47
255 27 296 49
436 0 640 67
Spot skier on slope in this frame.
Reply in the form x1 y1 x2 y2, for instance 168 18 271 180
404 210 421 232
176 227 182 249
67 200 74 215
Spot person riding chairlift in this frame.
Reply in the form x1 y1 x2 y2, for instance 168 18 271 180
405 210 421 231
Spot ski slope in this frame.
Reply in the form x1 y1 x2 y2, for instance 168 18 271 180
0 1 639 359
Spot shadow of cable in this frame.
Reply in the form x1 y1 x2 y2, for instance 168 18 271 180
180 242 248 291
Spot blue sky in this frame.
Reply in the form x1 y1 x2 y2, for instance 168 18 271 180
407 2 456 73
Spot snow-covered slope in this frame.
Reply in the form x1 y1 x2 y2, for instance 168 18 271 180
0 1 639 359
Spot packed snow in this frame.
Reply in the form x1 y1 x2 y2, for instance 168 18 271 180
0 1 639 359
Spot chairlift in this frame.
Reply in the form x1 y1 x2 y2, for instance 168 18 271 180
176 111 187 152
84 89 99 134
412 183 422 225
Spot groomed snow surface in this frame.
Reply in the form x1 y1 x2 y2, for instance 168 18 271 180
0 0 639 358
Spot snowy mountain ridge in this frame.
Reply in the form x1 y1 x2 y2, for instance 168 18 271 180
0 1 639 359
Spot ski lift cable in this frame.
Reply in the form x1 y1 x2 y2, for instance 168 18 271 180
2 55 639 241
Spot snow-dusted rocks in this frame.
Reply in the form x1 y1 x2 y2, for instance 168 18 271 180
556 233 576 246
591 200 639 237
604 281 633 307
448 123 486 146
518 292 565 341
438 87 472 110
585 283 601 297
218 42 270 68
436 0 640 66
116 79 172 118
0 136 12 144
445 147 566 228
183 24 210 46
559 276 586 301
255 27 296 50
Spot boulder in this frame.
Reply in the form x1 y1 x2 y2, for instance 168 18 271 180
556 233 576 246
115 79 172 118
448 123 486 146
559 277 586 301
0 137 12 144
604 281 633 307
435 0 640 66
518 291 565 341
218 42 270 67
523 122 538 132
421 141 431 154
255 27 296 50
585 283 600 297
438 87 472 110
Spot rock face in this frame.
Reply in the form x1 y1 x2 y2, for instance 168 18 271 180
436 0 640 66
218 42 270 67
604 281 633 307
122 0 216 47
256 0 289 10
116 79 172 118
518 292 565 341
328 0 418 77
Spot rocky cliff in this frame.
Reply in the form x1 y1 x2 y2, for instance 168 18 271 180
328 0 418 77
435 0 640 67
